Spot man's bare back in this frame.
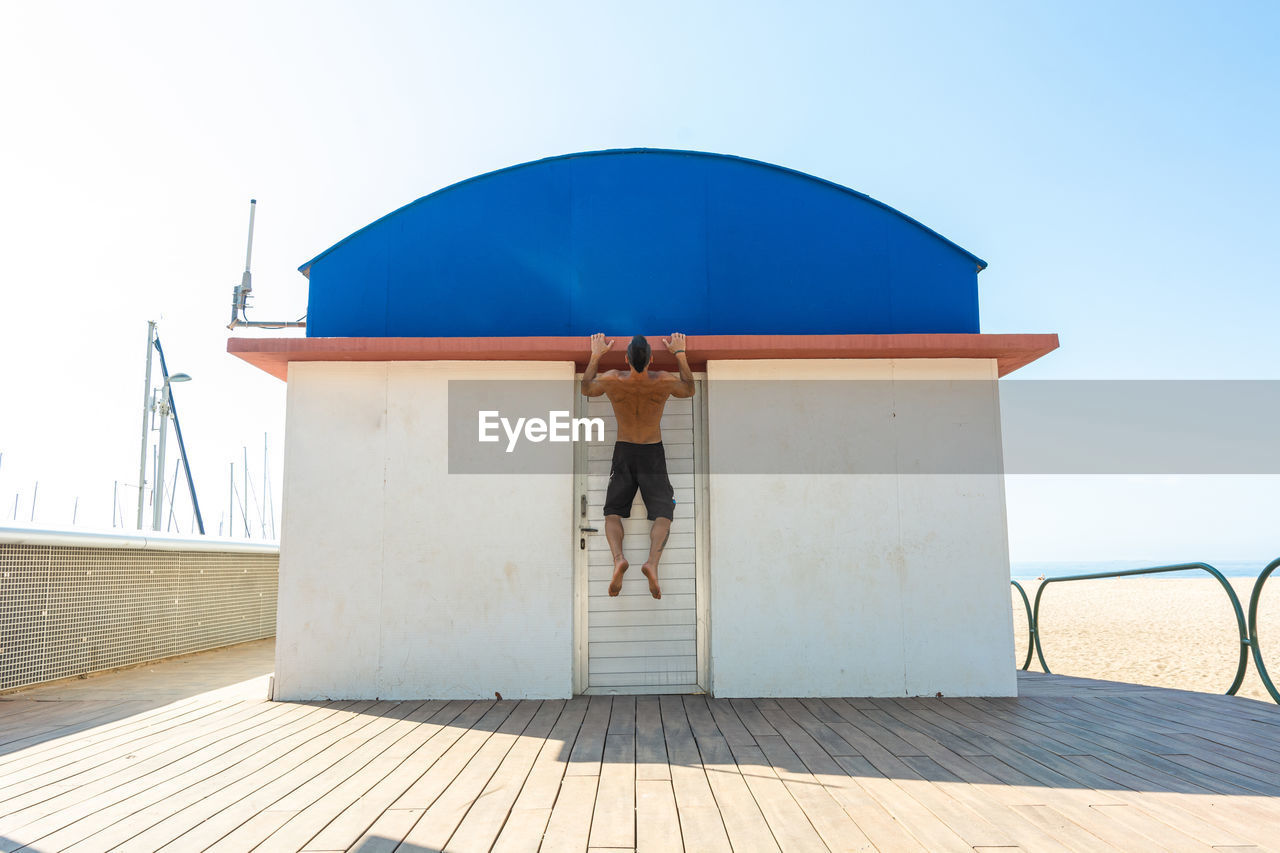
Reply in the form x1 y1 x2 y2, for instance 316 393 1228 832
581 333 694 598
592 367 684 443
580 332 694 441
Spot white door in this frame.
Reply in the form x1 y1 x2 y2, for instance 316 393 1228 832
574 378 707 694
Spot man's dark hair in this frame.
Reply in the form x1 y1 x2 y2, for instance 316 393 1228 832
627 335 651 372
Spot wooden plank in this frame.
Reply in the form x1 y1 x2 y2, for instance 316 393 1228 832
634 696 669 781
636 780 682 853
813 698 920 757
681 700 778 853
25 700 346 852
909 699 1139 792
0 698 263 805
397 700 542 852
777 698 868 758
587 609 698 629
751 734 924 853
70 701 378 853
1088 803 1218 853
0 698 140 738
1033 784 1205 853
139 701 415 852
967 696 1280 788
744 736 873 852
73 702 401 853
1141 690 1280 730
1059 701 1280 818
540 775 598 853
1136 691 1280 737
705 699 756 747
0 700 219 782
587 731 635 849
797 698 846 725
1005 804 1119 853
589 655 697 674
444 700 566 853
202 701 441 851
929 698 1226 853
16 639 1280 853
732 737 829 850
1060 754 1264 848
982 695 1280 799
209 808 297 847
588 579 696 600
390 701 511 809
0 700 159 763
1013 696 1276 816
896 702 1225 853
852 756 1019 849
793 701 1016 852
0 699 287 835
291 700 484 851
490 807 552 853
855 704 1165 853
1096 695 1280 774
871 699 988 756
832 754 974 853
680 696 718 742
588 672 698 690
590 625 696 644
659 695 731 853
589 595 697 614
753 700 849 771
588 533 695 553
509 697 589 812
263 700 459 853
566 696 612 776
895 753 1094 853
344 806 423 853
728 698 776 738
133 696 399 850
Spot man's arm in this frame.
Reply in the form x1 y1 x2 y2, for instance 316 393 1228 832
581 332 614 397
664 332 695 398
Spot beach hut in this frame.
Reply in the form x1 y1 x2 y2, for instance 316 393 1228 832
230 149 1057 700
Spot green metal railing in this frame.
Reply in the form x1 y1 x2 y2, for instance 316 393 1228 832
1248 557 1280 702
1012 558 1280 704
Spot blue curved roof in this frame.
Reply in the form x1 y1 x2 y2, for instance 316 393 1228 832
301 148 987 338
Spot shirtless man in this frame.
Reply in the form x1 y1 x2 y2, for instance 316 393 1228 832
581 332 694 599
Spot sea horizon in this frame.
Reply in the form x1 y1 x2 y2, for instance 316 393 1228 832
1011 558 1274 580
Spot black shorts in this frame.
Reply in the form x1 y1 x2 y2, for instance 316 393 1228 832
604 441 676 521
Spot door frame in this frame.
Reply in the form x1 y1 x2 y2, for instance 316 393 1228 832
572 373 710 695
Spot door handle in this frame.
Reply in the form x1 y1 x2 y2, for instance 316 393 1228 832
580 526 598 533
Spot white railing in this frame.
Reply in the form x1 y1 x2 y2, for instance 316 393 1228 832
0 524 279 692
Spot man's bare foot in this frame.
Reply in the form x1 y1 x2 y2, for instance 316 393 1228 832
608 556 628 596
641 563 661 599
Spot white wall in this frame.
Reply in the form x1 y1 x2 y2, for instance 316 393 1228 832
706 359 1016 698
275 361 574 700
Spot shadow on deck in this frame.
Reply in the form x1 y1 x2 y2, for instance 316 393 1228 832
2 641 1279 851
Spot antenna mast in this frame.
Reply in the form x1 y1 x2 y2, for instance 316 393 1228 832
227 199 305 330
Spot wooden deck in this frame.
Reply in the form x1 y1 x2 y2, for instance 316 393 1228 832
2 641 1280 852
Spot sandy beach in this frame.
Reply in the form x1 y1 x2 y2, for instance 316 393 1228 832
1011 576 1280 702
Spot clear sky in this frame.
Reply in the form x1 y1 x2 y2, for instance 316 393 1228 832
1 1 1277 561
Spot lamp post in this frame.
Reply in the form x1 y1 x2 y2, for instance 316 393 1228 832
151 372 191 531
136 322 156 529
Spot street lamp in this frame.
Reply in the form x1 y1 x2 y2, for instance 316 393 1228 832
151 372 192 531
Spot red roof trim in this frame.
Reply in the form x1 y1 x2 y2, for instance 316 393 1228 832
228 333 1059 381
